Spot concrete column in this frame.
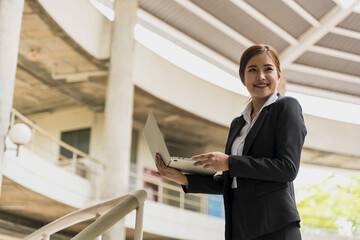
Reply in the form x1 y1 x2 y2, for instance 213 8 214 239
0 0 24 195
101 0 137 239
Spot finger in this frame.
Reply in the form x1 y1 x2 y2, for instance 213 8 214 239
191 154 205 160
193 161 203 167
194 159 208 167
155 154 161 166
203 164 211 169
156 153 166 167
158 160 166 169
191 153 210 160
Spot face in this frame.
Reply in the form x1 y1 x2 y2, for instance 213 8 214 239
242 53 280 102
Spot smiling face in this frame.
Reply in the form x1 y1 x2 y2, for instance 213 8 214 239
242 52 280 102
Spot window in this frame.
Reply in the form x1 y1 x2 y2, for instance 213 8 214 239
60 128 91 159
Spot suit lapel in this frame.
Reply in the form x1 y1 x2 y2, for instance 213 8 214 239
225 116 246 155
242 106 270 155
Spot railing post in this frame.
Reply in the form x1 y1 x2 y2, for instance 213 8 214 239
134 203 144 240
201 195 208 214
158 180 163 204
180 192 185 209
72 152 77 174
43 234 50 240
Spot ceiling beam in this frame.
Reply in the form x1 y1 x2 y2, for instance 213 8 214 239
173 0 253 47
333 0 360 9
331 27 360 40
17 100 77 115
17 55 104 110
280 0 360 69
230 0 298 45
287 63 360 84
281 0 321 27
91 0 113 9
286 83 360 105
309 45 360 62
51 69 108 83
137 9 239 74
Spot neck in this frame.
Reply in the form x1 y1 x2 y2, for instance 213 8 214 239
251 97 268 120
252 98 267 114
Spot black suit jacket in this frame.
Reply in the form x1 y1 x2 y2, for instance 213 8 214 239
183 96 307 240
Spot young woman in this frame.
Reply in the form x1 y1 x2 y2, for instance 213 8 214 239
156 44 307 240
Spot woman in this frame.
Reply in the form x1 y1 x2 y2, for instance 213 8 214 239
155 44 307 240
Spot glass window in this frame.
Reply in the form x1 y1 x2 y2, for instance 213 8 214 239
60 128 91 159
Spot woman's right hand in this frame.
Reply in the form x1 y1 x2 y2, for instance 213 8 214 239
155 153 188 186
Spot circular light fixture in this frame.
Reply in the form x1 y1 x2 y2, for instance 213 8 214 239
8 123 32 145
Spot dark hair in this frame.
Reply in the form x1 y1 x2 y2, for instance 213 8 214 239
239 44 281 83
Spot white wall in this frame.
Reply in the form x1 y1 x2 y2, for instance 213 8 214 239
38 0 111 59
125 201 225 240
133 44 245 128
303 114 360 157
4 138 91 208
29 107 95 163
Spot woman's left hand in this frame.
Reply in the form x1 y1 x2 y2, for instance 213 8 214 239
192 152 229 172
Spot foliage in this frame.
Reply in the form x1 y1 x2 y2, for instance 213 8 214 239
297 174 360 236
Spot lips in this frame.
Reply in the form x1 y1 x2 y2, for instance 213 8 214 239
254 83 269 88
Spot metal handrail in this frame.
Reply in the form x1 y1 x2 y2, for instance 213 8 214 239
11 108 105 168
24 190 147 240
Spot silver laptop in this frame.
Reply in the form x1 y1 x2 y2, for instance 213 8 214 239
143 111 215 175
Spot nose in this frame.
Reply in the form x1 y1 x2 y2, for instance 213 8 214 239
257 70 265 80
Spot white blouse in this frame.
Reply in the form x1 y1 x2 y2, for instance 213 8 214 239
231 91 279 188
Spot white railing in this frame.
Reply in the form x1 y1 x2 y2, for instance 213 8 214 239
10 108 223 219
24 189 147 240
10 108 105 179
129 170 225 218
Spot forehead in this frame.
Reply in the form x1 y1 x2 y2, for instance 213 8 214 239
246 53 275 66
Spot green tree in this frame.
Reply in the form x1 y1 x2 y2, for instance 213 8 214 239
297 174 360 236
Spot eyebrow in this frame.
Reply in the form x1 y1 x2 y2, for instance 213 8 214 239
247 64 274 68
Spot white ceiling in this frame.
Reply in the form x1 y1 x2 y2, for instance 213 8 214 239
123 0 360 104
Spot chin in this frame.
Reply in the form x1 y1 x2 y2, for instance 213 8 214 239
252 93 273 99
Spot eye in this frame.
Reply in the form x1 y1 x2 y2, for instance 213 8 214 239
265 67 274 71
248 68 256 72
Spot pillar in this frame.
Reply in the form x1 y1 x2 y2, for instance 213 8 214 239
101 0 137 239
0 0 24 195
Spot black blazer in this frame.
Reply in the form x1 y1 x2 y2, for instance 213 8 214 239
183 96 307 240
